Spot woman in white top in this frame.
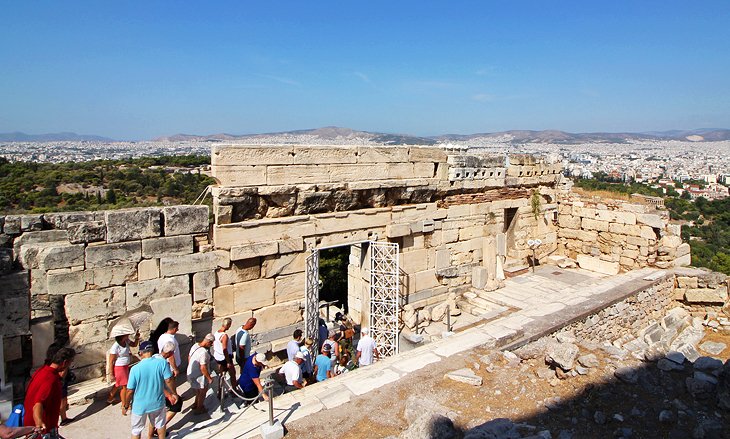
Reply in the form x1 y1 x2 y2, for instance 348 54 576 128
107 332 139 415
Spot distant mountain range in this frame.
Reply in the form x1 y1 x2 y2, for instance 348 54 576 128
0 131 116 142
3 127 730 144
154 127 730 144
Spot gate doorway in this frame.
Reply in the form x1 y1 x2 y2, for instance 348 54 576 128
305 241 400 359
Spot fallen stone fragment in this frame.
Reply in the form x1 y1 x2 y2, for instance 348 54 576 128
658 410 674 424
694 356 723 373
698 341 726 356
463 418 519 439
676 344 701 363
577 354 599 368
693 371 718 385
614 427 633 438
614 366 639 384
575 366 589 375
594 411 607 425
546 342 579 371
657 359 684 372
445 368 482 386
556 331 576 344
686 377 716 399
536 368 555 379
544 396 562 411
665 351 686 365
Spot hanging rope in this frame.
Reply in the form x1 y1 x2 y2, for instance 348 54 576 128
192 185 212 205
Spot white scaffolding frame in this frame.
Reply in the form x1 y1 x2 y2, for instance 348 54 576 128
369 241 400 358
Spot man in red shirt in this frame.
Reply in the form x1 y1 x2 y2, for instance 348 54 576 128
23 347 75 434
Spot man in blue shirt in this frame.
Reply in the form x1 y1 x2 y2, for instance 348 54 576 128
237 353 269 404
127 341 177 439
313 344 333 382
286 329 303 361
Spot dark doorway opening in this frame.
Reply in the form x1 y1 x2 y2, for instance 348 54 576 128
504 207 518 233
318 246 350 314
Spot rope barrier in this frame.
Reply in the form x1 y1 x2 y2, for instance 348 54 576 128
192 185 212 205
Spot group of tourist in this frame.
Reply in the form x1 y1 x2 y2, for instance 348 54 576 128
13 312 381 439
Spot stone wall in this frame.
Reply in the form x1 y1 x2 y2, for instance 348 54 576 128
557 276 676 349
0 205 214 382
556 193 689 274
209 145 563 345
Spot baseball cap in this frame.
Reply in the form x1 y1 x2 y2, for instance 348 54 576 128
254 353 267 364
295 351 305 360
361 327 369 335
204 333 215 342
323 344 332 352
139 341 154 352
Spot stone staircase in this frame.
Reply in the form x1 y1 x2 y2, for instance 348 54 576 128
457 289 511 321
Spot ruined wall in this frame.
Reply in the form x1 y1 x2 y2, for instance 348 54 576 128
556 193 689 274
210 145 563 342
1 206 216 381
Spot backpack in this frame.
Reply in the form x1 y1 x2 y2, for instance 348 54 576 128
5 404 24 427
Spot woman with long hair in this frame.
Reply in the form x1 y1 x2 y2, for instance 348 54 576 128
150 317 173 354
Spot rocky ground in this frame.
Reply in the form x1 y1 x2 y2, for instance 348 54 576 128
286 309 730 439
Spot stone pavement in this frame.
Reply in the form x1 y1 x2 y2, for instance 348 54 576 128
64 265 673 439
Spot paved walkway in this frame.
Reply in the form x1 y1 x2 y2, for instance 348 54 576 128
63 265 673 439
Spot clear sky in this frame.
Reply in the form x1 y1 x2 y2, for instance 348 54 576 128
1 1 729 140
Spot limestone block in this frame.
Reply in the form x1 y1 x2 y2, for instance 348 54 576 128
676 243 690 258
660 235 683 249
88 263 137 289
677 276 698 289
125 275 189 309
193 270 216 302
356 146 409 163
138 259 160 281
496 233 507 256
0 291 30 336
213 283 235 317
442 229 459 244
150 295 193 335
409 147 448 163
639 226 658 240
13 230 69 259
401 249 429 274
215 205 233 224
65 220 106 244
3 336 22 361
684 288 727 304
278 238 304 254
459 226 484 241
2 215 22 235
558 215 581 229
31 319 54 368
213 218 316 250
414 269 440 292
386 223 411 238
159 250 229 277
19 243 85 270
141 235 194 259
105 208 161 243
211 145 295 166
573 206 597 218
161 206 208 237
294 146 358 164
636 213 664 229
252 301 303 333
576 254 620 275
229 278 276 312
71 339 110 370
447 204 471 219
212 165 267 186
65 286 125 323
69 320 108 346
413 162 436 179
275 272 304 303
30 269 47 296
47 270 87 295
582 218 609 232
85 241 141 268
268 165 324 185
43 211 99 230
666 224 681 236
230 241 279 261
472 267 488 289
436 249 451 270
19 215 43 232
216 258 261 286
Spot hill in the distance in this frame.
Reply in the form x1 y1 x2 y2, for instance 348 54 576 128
0 132 116 142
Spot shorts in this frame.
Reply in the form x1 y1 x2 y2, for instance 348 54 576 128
188 375 208 390
165 396 182 413
114 365 130 387
216 359 230 371
131 407 166 435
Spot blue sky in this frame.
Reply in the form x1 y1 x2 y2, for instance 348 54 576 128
1 1 729 140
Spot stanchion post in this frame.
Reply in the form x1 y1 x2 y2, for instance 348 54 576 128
268 381 274 426
446 304 451 332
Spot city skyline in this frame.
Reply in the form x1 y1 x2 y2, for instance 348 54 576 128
1 1 729 140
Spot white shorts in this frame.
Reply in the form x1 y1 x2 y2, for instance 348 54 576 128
188 375 208 390
131 407 166 435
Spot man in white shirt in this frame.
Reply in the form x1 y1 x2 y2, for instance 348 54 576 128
286 329 303 361
187 333 215 415
356 327 379 367
234 318 257 369
157 320 181 379
279 351 306 393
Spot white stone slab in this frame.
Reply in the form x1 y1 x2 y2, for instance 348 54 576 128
433 330 496 357
343 367 402 396
391 351 442 373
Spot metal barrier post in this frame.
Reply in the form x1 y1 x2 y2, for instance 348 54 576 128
268 381 274 426
446 304 451 332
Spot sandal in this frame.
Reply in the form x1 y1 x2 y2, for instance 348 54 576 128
121 405 129 416
60 417 75 426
